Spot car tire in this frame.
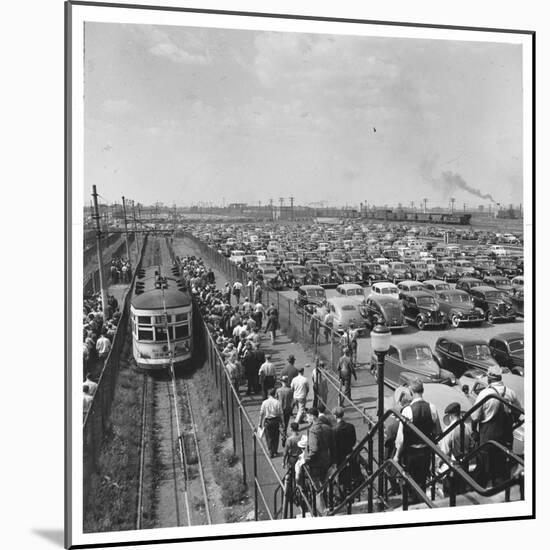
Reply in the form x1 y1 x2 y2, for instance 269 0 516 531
450 314 460 328
487 310 495 324
416 316 426 330
371 363 378 381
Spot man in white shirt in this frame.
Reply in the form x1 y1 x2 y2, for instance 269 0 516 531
96 332 111 361
259 355 276 400
291 366 310 424
258 388 284 457
232 281 243 304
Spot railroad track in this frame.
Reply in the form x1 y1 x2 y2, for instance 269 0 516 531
135 235 211 529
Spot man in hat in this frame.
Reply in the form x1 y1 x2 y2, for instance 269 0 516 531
332 406 357 493
281 354 299 384
439 402 474 495
291 366 310 424
258 388 284 458
283 422 302 471
276 376 294 445
394 379 441 499
471 365 522 487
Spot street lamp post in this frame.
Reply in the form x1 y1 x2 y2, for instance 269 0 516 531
371 323 391 508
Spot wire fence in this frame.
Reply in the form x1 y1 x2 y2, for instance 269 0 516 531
82 234 148 507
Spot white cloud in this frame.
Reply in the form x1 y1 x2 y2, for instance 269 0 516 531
149 42 208 65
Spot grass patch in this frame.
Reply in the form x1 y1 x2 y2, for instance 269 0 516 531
83 333 143 533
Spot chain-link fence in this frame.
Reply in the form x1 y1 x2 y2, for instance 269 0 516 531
82 235 148 506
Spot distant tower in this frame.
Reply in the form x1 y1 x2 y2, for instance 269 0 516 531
289 196 294 221
423 198 428 214
450 197 455 213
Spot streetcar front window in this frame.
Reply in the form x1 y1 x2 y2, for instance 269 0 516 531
138 328 154 341
155 327 168 341
175 324 190 339
175 313 188 322
138 316 151 324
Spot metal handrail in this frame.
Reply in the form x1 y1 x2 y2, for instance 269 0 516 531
316 392 524 499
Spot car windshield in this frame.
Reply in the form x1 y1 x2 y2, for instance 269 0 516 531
343 265 355 273
402 346 433 363
341 304 357 311
463 344 492 360
436 283 451 291
482 290 499 299
307 289 326 298
348 289 364 296
414 263 428 270
449 294 471 303
393 263 407 270
407 284 424 292
508 339 524 352
417 296 436 307
316 265 330 274
292 267 307 275
263 268 277 275
381 287 398 295
496 279 512 287
367 264 382 272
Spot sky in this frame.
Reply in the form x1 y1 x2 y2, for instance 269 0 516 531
84 23 523 208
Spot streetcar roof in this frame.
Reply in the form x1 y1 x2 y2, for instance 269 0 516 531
132 288 192 310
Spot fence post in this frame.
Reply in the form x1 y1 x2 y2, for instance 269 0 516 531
239 407 246 484
253 435 258 521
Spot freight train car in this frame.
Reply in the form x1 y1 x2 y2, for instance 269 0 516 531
365 210 471 225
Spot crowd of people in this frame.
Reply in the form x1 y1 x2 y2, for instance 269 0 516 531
110 257 132 285
82 291 121 418
175 254 361 508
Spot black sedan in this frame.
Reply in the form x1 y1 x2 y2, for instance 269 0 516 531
401 290 447 330
434 336 510 378
371 342 454 389
488 332 524 375
469 286 516 323
435 289 485 327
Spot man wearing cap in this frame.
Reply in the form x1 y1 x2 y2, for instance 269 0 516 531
471 365 522 487
281 354 299 384
259 388 285 458
276 376 294 445
394 380 441 498
291 366 310 424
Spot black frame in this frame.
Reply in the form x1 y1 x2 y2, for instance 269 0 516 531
65 2 536 548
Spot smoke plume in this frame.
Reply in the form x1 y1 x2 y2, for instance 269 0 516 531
419 158 496 203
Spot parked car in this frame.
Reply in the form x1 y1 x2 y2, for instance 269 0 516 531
422 279 452 295
434 289 485 327
335 283 365 302
483 276 514 295
469 286 516 323
453 259 476 278
326 297 365 333
285 264 309 289
455 277 484 293
361 262 387 286
488 332 524 374
336 262 362 283
511 275 524 289
294 285 327 314
496 259 522 278
434 261 459 282
386 261 413 284
310 263 332 285
434 336 510 378
401 291 448 330
369 281 400 299
370 342 454 389
408 261 430 281
360 294 407 330
397 280 426 298
472 260 500 279
509 287 524 316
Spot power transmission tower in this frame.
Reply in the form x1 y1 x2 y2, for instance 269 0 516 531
121 196 131 263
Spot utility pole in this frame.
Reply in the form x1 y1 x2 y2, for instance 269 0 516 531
279 197 284 220
450 197 455 214
121 196 131 264
269 198 274 220
91 185 109 315
132 200 140 263
423 198 428 214
289 196 294 221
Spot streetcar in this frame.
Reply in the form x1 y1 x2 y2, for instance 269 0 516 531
130 265 193 369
